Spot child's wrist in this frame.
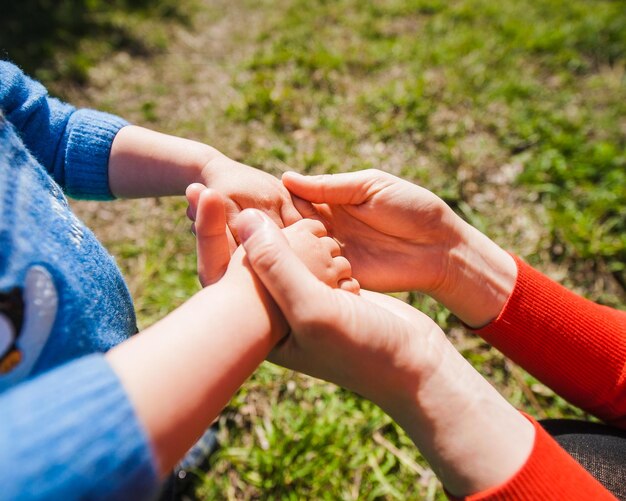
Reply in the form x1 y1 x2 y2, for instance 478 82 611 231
197 150 231 187
218 260 288 346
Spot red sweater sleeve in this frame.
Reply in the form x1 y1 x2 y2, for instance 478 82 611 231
460 414 617 500
475 255 626 427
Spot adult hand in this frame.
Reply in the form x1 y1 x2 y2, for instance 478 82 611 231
236 209 534 497
283 169 517 327
283 169 459 293
236 208 444 410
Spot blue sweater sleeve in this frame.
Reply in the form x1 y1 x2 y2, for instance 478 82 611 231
0 354 159 501
0 60 127 200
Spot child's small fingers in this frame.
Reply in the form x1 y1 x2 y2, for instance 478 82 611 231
309 219 328 237
185 183 206 220
332 255 353 282
196 190 228 238
321 236 342 257
339 277 360 295
186 204 196 222
283 219 328 240
238 209 330 320
186 182 206 199
292 218 326 237
196 189 231 286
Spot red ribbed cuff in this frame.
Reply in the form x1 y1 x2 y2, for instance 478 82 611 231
475 255 626 426
457 414 616 500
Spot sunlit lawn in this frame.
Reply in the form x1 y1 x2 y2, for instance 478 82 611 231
9 0 625 498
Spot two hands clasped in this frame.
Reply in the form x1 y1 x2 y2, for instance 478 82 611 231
104 129 622 500
181 169 534 497
104 133 533 497
107 152 535 496
4 62 618 500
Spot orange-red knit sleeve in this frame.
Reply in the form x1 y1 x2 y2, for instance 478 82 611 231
458 414 617 500
475 255 626 427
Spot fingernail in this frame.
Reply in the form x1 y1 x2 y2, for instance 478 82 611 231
339 278 360 295
283 171 302 180
238 210 268 242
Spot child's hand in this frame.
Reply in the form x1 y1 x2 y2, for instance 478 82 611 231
187 184 359 293
192 155 302 235
280 218 359 293
188 187 359 347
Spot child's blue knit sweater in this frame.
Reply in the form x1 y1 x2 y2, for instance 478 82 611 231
0 61 158 500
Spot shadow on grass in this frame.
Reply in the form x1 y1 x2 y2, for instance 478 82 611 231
0 0 187 82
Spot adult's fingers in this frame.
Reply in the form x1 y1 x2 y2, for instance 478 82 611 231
237 209 328 323
282 170 382 205
195 189 232 286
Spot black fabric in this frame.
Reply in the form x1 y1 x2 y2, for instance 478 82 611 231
156 423 219 501
541 419 626 500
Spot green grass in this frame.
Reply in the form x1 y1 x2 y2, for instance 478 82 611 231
31 0 626 498
1 0 190 82
197 367 442 500
227 0 625 286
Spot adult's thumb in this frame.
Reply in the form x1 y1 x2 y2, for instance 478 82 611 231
282 171 375 205
237 209 323 319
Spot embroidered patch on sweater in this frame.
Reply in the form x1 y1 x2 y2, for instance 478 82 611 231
0 266 57 385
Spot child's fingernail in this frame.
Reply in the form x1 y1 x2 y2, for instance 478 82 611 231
238 210 268 242
339 278 360 295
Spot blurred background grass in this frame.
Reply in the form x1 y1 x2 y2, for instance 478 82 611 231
2 0 624 499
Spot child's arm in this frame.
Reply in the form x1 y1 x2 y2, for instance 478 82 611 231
0 354 159 501
0 61 300 225
0 243 283 498
106 245 283 476
106 194 357 476
108 125 301 226
0 60 127 200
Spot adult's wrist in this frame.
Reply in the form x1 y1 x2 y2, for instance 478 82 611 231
384 330 534 497
431 219 517 328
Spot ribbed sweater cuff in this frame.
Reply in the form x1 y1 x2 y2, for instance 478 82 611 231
64 109 128 200
474 255 626 425
456 413 616 500
0 354 158 500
